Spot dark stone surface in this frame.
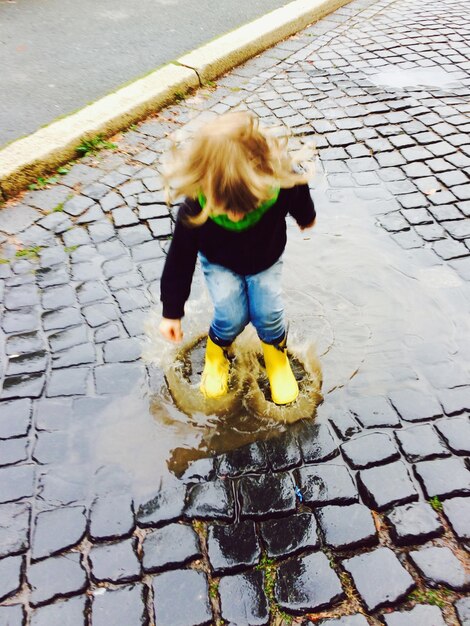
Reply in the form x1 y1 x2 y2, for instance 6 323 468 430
142 522 201 573
103 337 142 363
91 584 147 626
348 396 400 428
315 617 368 625
0 465 35 504
414 458 470 498
239 472 296 519
327 408 362 440
0 399 31 439
0 554 23 602
152 569 212 626
274 551 344 614
316 503 377 550
76 281 108 305
455 596 470 626
89 538 140 583
7 351 48 376
184 479 234 521
207 520 261 575
217 441 267 477
4 284 40 309
51 343 96 368
298 463 358 507
1 373 45 400
385 502 443 546
30 595 87 626
409 546 470 591
264 429 302 471
389 388 443 422
435 417 470 455
341 432 399 468
89 495 134 541
260 512 319 559
294 421 338 463
396 424 450 462
32 506 86 560
358 460 419 511
48 326 88 352
443 497 470 541
219 569 269 626
0 604 25 625
94 363 145 394
0 503 30 558
343 547 415 612
5 332 44 356
178 457 215 483
382 604 446 626
438 387 470 416
28 552 87 606
0 437 28 467
314 613 368 626
136 477 186 527
46 367 90 397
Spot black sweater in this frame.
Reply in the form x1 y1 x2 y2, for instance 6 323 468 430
160 184 315 319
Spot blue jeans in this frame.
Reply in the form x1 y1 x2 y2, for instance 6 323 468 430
199 253 286 347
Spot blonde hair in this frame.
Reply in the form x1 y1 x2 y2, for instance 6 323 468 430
163 111 310 225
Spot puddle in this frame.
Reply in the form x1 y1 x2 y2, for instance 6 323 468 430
368 66 465 90
33 160 470 508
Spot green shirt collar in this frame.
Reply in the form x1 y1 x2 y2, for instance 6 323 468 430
198 188 280 232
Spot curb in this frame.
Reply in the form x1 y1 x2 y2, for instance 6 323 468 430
0 0 351 200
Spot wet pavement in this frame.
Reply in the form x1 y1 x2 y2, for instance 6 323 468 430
1 0 470 623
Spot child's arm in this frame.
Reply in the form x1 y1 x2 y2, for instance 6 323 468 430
288 183 316 229
159 201 199 340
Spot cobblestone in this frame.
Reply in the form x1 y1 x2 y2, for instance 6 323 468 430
207 520 261 575
30 596 87 626
28 552 87 606
260 512 319 558
385 502 443 546
343 547 415 611
409 545 470 591
219 570 269 626
382 604 446 626
275 552 344 614
2 0 470 621
316 503 377 550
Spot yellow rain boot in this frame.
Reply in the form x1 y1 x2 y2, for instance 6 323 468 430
261 339 299 405
200 337 230 399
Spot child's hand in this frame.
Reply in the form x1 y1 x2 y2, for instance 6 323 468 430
300 218 316 230
159 318 183 343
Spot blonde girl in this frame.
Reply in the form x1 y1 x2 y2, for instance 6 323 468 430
159 111 316 405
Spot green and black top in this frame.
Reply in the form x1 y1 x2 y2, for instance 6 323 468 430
160 183 315 319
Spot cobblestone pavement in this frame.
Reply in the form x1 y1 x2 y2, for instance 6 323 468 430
1 0 470 624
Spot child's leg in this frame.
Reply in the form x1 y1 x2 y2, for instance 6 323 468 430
246 257 286 344
200 254 249 345
246 258 298 404
199 255 249 397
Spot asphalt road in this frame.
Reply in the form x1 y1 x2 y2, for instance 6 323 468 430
0 0 289 147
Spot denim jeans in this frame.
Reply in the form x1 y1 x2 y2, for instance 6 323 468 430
199 253 286 347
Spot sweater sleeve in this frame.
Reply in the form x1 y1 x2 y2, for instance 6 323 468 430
160 202 199 319
288 183 316 227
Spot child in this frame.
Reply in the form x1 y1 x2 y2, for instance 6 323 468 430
159 112 316 405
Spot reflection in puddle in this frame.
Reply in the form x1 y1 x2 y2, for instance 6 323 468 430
368 65 465 90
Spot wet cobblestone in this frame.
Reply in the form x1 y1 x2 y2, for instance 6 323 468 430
1 0 470 621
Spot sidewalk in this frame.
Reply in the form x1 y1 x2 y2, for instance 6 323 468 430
1 0 470 624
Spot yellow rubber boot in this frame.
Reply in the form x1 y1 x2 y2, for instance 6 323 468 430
200 337 230 398
261 339 299 405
